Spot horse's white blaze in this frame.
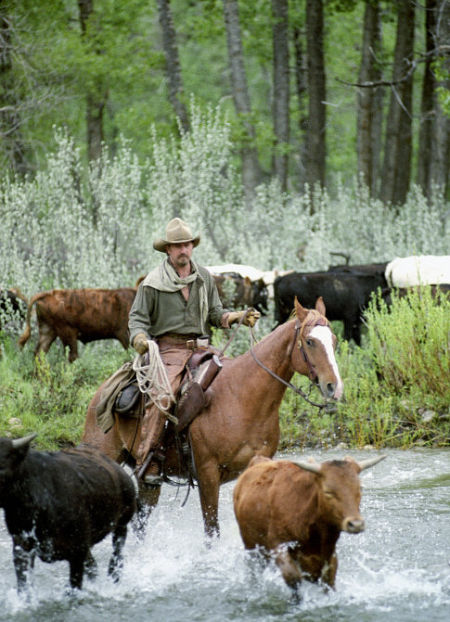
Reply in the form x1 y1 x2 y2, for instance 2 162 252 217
310 325 344 399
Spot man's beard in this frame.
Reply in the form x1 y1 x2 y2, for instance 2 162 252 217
174 255 189 268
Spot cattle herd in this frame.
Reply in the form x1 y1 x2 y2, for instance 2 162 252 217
0 254 448 595
1 254 448 361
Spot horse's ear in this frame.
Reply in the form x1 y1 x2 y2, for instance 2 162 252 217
294 296 308 321
315 296 326 316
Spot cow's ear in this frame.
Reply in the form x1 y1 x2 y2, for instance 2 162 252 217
315 296 326 316
294 296 308 321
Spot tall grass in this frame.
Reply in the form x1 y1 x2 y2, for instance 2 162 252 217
0 104 449 450
0 102 449 299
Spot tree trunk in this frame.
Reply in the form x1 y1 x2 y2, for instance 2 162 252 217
222 0 262 198
305 0 326 194
417 0 435 196
357 0 383 195
78 0 107 162
156 0 190 133
271 0 290 191
0 4 28 175
292 25 308 188
429 0 449 197
380 1 415 206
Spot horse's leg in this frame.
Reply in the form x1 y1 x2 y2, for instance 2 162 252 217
132 484 162 540
197 463 221 539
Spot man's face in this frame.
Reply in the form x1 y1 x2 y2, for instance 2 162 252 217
166 241 194 270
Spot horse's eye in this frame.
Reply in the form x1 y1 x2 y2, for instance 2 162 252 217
306 339 313 347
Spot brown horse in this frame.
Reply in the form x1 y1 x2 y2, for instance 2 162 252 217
82 297 343 537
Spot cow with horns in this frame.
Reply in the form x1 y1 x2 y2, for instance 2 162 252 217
233 454 386 592
0 434 137 592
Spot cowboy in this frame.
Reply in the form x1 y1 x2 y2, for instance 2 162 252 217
129 217 260 485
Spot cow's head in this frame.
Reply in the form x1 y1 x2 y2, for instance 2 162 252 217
0 433 37 489
251 278 269 315
294 455 386 533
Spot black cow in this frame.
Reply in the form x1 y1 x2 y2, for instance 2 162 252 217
273 270 387 344
328 262 388 280
0 288 27 330
0 434 137 592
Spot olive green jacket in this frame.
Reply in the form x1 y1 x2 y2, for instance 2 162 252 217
128 264 228 343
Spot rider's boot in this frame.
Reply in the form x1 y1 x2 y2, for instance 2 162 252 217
141 449 165 487
135 404 166 486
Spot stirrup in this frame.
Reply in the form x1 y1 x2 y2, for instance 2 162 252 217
142 473 164 487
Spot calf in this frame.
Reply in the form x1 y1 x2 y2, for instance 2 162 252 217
212 272 269 315
273 270 386 344
233 454 386 591
18 287 137 362
0 434 137 591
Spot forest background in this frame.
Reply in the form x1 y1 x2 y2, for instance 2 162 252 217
0 0 449 450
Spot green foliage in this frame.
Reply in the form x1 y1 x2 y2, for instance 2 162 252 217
277 288 450 450
1 106 449 300
0 336 131 450
1 289 448 450
1 0 436 190
365 287 449 402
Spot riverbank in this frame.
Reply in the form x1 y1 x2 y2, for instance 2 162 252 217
1 287 448 451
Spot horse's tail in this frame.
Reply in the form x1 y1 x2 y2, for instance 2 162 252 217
18 292 47 348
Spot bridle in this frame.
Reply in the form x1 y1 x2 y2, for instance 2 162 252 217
249 315 333 410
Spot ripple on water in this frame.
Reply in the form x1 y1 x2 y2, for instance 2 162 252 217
0 448 449 622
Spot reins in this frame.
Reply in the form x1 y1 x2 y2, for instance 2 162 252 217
248 321 330 410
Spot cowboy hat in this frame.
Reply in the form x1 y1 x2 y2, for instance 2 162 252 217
153 218 201 252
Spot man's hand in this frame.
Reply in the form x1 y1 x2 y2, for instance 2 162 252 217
133 332 150 355
227 308 261 327
243 308 261 327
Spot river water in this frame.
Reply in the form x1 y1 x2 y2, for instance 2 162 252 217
0 448 449 621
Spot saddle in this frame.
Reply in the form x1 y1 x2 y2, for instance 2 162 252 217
175 350 222 432
113 348 222 431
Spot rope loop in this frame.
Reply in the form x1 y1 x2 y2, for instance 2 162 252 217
132 340 178 423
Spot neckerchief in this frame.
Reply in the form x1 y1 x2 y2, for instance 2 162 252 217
143 257 208 333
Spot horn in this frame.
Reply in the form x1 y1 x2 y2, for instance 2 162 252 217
294 460 322 475
11 433 38 449
357 454 387 471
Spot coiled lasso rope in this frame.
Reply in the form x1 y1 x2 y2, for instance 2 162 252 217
132 340 178 424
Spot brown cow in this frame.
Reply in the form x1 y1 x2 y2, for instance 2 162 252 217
18 287 137 362
233 454 386 592
213 273 253 307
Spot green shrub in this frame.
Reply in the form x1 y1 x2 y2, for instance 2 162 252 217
0 337 132 450
275 287 450 449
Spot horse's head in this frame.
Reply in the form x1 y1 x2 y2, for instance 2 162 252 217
291 297 344 400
